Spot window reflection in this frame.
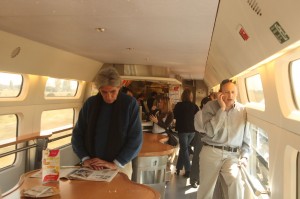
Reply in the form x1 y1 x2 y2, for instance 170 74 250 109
245 74 265 106
0 114 18 169
41 109 74 148
248 124 269 191
45 78 78 97
290 59 300 109
0 72 22 97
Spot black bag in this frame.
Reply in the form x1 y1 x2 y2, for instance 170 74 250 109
166 128 179 147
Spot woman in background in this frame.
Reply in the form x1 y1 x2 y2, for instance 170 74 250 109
121 86 134 97
173 88 199 178
149 96 174 135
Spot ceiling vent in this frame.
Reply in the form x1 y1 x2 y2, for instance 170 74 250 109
247 0 262 16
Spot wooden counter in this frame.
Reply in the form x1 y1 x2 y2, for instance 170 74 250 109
142 121 153 132
2 170 160 199
142 121 153 127
138 132 175 157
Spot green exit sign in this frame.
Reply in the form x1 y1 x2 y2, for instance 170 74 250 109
270 22 290 44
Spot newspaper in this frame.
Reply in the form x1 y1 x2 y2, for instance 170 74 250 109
60 167 118 182
22 185 59 198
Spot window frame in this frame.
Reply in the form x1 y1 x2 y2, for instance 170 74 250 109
0 72 23 98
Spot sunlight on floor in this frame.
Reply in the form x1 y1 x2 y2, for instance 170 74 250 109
185 178 198 194
165 148 198 198
185 187 198 194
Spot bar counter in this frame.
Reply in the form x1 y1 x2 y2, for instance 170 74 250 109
138 132 175 157
132 132 177 199
2 169 160 199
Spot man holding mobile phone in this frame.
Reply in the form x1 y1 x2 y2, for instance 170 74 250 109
197 79 251 199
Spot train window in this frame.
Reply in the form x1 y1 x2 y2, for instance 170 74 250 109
290 59 300 109
0 114 18 169
245 74 265 106
248 124 270 194
45 78 78 97
91 83 98 96
0 72 22 98
41 109 74 149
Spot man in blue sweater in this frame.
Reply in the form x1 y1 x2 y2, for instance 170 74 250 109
71 66 143 178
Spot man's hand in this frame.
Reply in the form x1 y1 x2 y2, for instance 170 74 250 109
239 157 248 167
83 158 117 170
217 92 226 111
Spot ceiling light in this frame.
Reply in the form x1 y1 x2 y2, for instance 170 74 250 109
11 47 21 58
126 48 134 51
95 28 105 32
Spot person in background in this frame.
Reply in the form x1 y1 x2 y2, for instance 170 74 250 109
188 92 217 156
149 96 174 135
71 66 143 179
200 92 217 109
137 93 150 115
121 86 134 97
174 88 199 178
189 95 212 188
147 91 158 111
197 79 251 199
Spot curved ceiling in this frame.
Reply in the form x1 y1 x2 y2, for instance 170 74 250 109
0 0 219 80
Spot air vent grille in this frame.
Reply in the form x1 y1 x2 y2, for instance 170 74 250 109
247 0 262 16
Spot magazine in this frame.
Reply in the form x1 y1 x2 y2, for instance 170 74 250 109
60 167 119 182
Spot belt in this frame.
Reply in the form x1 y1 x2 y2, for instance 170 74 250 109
203 143 239 152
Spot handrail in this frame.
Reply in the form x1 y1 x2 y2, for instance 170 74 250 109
43 125 73 135
0 126 74 157
0 132 73 158
240 165 270 196
0 132 51 149
0 133 51 170
0 144 37 158
0 126 74 171
48 133 72 142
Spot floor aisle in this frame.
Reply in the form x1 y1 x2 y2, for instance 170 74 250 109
164 151 198 199
165 168 198 199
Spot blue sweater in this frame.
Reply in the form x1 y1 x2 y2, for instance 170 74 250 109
71 92 143 166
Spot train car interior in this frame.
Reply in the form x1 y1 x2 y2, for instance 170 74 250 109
1 0 300 199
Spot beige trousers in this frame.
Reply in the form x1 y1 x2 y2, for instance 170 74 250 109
197 146 244 199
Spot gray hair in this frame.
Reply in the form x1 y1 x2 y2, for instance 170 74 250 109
94 66 121 88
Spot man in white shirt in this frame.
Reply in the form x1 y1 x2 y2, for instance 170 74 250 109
197 79 251 199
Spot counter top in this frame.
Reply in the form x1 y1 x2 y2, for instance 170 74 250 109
142 121 153 126
138 132 175 157
2 170 160 199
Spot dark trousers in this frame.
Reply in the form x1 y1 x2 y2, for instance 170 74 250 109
190 133 204 183
176 132 195 172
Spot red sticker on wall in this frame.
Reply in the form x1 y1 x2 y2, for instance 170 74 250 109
239 27 249 41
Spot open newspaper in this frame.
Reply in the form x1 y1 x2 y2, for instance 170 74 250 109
60 167 118 182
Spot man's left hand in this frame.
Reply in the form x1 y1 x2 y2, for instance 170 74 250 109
239 157 248 167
